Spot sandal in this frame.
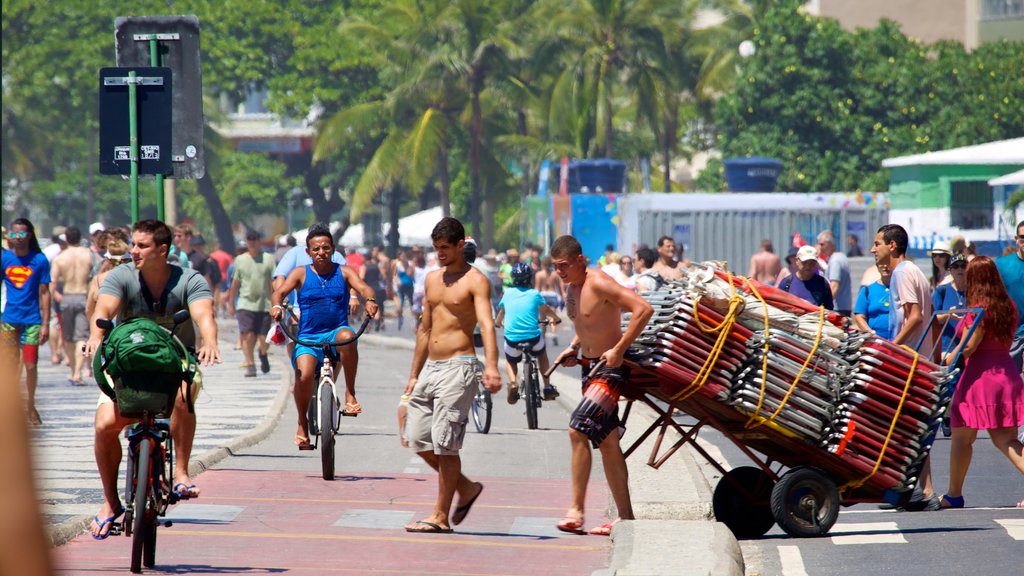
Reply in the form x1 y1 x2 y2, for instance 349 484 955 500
940 494 965 509
556 515 585 535
295 435 314 451
588 522 615 536
343 402 362 416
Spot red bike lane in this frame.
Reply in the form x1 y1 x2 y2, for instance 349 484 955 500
54 468 612 575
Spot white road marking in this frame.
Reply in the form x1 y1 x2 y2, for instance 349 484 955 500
402 467 420 474
995 518 1024 540
777 545 808 576
830 522 906 545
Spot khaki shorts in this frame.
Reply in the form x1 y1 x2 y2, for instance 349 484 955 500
97 368 203 408
406 357 480 456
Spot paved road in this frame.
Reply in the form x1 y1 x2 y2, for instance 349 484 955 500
50 321 616 575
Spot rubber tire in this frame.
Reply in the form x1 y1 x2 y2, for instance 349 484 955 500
770 467 840 537
130 439 151 573
712 466 776 539
320 384 336 481
306 396 318 437
143 522 157 568
524 363 539 430
472 390 492 434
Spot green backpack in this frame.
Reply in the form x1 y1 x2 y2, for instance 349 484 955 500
94 316 195 417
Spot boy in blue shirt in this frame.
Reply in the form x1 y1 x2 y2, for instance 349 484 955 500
495 262 561 403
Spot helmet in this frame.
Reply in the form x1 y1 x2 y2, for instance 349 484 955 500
511 262 534 287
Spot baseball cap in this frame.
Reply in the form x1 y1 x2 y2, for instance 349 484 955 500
89 222 106 235
190 234 207 246
948 253 967 268
796 245 819 263
245 229 262 242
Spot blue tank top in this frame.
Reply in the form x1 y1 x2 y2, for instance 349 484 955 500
297 264 349 337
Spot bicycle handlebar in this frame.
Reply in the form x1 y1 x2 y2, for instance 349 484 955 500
276 304 372 349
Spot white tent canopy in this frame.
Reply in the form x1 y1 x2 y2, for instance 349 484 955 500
881 137 1024 168
989 168 1024 187
335 205 445 248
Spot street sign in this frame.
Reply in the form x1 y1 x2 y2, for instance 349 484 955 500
98 67 172 176
115 15 205 179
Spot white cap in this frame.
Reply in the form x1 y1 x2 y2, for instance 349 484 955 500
928 240 952 256
89 222 105 235
797 245 819 263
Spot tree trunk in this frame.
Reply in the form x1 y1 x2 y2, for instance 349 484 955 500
482 195 496 250
469 75 484 237
438 148 451 217
197 173 235 252
518 108 531 248
386 186 401 258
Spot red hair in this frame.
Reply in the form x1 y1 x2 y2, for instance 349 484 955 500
964 256 1018 345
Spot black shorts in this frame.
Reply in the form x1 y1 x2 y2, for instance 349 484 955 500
569 358 628 448
237 309 271 335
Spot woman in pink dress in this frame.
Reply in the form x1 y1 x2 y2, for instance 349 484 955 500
942 257 1024 508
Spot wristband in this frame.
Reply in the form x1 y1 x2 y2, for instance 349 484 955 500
366 297 376 303
272 304 284 311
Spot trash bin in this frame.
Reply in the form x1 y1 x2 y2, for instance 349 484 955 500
723 157 783 192
569 159 627 193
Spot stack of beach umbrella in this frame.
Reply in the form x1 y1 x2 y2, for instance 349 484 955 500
624 262 956 496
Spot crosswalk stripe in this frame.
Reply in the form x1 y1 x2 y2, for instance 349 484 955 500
995 518 1024 540
778 545 808 576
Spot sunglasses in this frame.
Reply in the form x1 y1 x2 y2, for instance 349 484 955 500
1017 235 1024 240
8 231 28 239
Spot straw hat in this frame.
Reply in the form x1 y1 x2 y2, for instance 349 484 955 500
927 240 952 257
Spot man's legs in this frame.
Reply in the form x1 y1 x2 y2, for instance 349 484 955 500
22 327 41 424
597 430 634 520
240 331 257 376
336 331 359 408
92 402 133 536
293 355 317 442
407 451 481 530
565 428 592 522
170 380 199 496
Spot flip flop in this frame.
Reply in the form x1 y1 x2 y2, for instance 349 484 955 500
90 506 125 540
343 402 362 416
556 516 586 535
452 482 483 526
940 494 965 509
405 520 453 534
173 483 200 499
588 522 614 536
295 435 314 451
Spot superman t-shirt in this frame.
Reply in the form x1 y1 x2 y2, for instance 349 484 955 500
1 249 51 324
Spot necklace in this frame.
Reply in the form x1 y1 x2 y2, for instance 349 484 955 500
311 266 332 289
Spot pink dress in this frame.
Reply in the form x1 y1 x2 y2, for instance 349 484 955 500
950 322 1024 429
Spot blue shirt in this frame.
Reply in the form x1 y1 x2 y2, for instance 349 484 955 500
1 249 50 324
931 282 965 352
784 273 834 310
498 287 545 342
854 281 891 339
274 244 346 307
296 264 350 338
996 252 1024 339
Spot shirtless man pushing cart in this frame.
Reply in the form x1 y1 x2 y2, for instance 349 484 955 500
550 235 654 536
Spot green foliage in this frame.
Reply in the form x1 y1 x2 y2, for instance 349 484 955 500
706 1 1024 192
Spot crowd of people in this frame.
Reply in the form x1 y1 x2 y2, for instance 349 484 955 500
3 214 1022 544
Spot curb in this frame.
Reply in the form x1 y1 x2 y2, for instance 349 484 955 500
47 370 292 547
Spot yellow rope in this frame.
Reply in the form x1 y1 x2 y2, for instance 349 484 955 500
839 347 920 495
671 273 744 402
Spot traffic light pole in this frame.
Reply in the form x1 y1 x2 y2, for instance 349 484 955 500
149 36 165 221
128 70 140 223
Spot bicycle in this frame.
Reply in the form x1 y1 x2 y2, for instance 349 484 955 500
515 319 557 430
93 310 196 574
471 367 492 434
277 304 371 480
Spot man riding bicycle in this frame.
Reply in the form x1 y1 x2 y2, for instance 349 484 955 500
84 219 222 539
495 262 561 404
269 224 378 450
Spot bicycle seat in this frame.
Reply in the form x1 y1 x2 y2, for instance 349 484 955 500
512 341 540 354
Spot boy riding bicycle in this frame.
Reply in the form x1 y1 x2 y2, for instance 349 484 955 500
269 224 378 450
495 262 561 404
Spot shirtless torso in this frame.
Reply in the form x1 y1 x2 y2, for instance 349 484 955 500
52 245 93 295
565 270 633 360
652 259 683 282
423 265 491 360
749 250 782 285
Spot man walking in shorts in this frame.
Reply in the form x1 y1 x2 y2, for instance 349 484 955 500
49 226 94 385
550 235 653 536
401 217 501 533
229 230 275 376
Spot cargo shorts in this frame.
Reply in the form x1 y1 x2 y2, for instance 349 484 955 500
406 356 480 456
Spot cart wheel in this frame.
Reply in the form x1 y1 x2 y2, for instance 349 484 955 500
770 467 840 537
712 466 776 539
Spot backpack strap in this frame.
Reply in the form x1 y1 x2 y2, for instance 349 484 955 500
780 274 794 292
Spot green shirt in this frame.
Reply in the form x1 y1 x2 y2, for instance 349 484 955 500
232 252 275 312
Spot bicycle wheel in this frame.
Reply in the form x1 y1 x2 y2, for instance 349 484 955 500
472 390 492 434
524 362 538 430
320 382 336 480
130 439 152 573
